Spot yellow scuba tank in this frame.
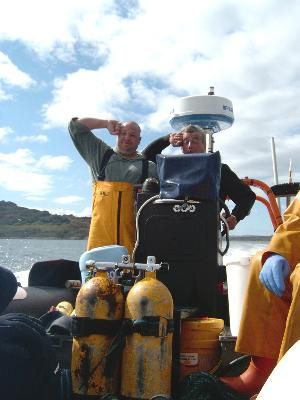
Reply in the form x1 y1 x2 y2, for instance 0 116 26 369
120 256 174 399
71 261 125 397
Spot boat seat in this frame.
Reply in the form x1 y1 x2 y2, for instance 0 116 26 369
1 286 77 318
28 259 81 287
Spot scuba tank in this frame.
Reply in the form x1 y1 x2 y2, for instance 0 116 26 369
120 256 174 399
71 260 125 397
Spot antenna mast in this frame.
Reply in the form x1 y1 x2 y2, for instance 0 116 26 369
271 137 281 213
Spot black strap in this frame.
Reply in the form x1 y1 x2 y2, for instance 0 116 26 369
40 310 72 335
131 316 174 336
103 317 173 377
71 315 174 338
97 148 115 181
98 149 149 183
140 158 149 183
71 316 123 337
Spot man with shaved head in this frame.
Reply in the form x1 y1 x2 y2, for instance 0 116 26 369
69 117 157 254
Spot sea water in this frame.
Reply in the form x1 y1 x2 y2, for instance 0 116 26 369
0 238 87 284
0 237 269 285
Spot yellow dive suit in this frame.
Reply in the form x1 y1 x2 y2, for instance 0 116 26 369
87 181 136 253
236 192 300 361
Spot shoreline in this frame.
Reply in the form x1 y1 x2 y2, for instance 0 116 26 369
0 236 270 241
230 235 271 241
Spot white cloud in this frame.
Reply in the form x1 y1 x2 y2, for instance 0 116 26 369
0 162 53 198
0 0 116 59
36 155 72 170
0 126 13 142
43 206 91 217
0 148 36 167
1 0 296 137
0 86 11 101
54 195 84 204
0 149 72 198
0 52 35 94
15 135 48 143
36 1 300 210
76 206 91 217
42 68 130 127
34 0 300 140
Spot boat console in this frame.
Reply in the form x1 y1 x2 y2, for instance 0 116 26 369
135 152 222 316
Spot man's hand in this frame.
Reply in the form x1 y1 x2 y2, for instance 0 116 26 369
259 254 290 297
226 214 237 230
222 213 237 230
169 132 183 147
107 120 122 135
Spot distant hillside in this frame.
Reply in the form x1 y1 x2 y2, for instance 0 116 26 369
230 235 271 241
0 200 272 241
0 201 90 239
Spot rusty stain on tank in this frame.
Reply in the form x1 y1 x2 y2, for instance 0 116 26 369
78 343 91 391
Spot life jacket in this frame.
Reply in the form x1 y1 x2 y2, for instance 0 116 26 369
87 149 149 254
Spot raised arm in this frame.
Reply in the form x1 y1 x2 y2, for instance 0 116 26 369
142 135 171 163
77 118 121 134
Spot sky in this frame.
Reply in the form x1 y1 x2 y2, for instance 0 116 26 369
0 0 300 236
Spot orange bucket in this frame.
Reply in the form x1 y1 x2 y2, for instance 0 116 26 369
179 317 224 380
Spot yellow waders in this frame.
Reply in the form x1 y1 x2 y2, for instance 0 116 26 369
236 194 300 361
236 253 300 361
87 181 136 255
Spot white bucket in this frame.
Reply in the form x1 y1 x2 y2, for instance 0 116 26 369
225 255 251 337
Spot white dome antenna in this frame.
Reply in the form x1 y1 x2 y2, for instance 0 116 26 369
169 88 234 133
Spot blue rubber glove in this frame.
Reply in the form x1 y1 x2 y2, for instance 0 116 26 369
259 254 290 297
